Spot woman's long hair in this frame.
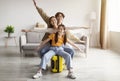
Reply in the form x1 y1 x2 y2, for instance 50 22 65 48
55 24 67 45
48 16 56 28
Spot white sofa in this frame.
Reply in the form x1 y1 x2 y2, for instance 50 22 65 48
19 29 89 57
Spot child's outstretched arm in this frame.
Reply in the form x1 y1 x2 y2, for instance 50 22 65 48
67 39 83 53
35 38 50 51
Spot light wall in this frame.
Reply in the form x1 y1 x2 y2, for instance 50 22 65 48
0 0 101 46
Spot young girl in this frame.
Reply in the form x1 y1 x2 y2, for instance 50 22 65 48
33 24 81 79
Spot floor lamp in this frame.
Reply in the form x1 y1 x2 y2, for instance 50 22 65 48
89 11 97 47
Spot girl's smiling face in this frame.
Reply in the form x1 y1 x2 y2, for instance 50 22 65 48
58 25 65 35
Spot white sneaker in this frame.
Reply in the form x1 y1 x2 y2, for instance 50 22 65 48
33 72 42 79
67 72 76 79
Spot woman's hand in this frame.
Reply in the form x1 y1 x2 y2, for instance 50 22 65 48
33 0 37 7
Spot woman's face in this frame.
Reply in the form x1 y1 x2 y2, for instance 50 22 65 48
58 26 65 34
50 17 57 28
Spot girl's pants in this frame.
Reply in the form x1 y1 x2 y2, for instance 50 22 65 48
40 46 72 70
39 44 74 58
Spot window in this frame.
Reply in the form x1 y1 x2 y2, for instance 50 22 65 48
108 0 120 31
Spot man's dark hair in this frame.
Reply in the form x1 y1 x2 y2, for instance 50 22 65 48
55 12 65 18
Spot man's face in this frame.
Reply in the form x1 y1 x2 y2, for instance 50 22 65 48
56 14 64 23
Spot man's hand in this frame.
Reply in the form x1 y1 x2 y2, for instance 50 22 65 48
21 29 28 32
21 29 31 32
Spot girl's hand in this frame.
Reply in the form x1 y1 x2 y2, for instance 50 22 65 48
77 48 83 53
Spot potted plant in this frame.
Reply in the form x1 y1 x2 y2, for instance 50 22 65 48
4 25 14 38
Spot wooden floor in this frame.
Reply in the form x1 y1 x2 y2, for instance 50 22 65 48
0 46 120 81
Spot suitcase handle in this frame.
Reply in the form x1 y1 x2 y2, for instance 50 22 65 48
51 60 57 69
51 55 61 72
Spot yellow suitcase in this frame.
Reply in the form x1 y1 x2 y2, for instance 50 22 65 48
51 55 64 73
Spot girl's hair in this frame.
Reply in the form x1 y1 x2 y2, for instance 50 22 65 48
48 16 56 28
55 24 67 45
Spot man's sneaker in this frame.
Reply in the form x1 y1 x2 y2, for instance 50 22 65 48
67 72 76 79
33 72 42 79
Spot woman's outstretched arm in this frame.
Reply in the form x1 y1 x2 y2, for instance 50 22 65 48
33 0 50 24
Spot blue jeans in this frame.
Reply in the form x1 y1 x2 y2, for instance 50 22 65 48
40 46 72 70
39 45 74 59
39 43 50 58
63 46 74 59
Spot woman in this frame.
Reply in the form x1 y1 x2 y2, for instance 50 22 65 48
33 24 82 79
38 16 58 57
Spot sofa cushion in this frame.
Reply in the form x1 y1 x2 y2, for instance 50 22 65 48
22 43 40 50
26 32 44 43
